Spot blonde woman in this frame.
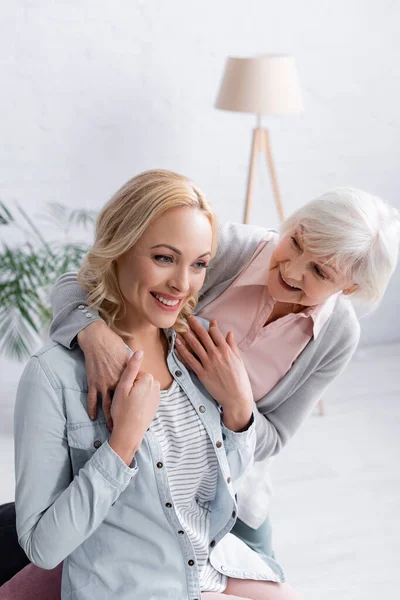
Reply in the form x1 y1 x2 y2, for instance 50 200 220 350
3 171 301 600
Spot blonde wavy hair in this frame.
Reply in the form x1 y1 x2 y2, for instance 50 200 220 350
78 170 217 339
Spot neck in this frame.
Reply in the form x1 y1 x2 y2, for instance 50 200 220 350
265 301 305 325
116 316 164 353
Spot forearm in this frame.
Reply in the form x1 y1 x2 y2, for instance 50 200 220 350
17 441 137 570
49 272 102 348
253 341 358 461
222 405 253 432
14 357 137 570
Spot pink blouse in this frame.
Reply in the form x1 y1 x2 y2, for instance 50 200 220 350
199 232 338 402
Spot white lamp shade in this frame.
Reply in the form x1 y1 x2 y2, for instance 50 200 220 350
215 55 303 115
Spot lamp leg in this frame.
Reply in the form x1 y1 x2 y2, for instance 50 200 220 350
263 130 285 223
244 129 261 224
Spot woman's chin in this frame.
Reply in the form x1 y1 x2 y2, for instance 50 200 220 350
148 310 179 330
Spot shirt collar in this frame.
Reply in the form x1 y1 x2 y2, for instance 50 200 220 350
304 293 339 339
234 231 278 288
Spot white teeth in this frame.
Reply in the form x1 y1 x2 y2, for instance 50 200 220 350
281 273 300 290
153 293 180 307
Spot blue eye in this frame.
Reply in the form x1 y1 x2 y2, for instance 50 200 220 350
154 255 173 264
193 261 208 270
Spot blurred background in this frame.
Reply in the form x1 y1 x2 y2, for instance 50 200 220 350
0 2 399 599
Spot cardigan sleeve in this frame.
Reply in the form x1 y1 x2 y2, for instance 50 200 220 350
252 304 360 462
49 273 101 349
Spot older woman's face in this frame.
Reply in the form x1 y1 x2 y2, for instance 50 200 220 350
116 207 213 331
268 227 357 306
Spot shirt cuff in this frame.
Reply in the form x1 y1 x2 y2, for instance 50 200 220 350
68 305 102 348
221 410 255 451
91 440 138 491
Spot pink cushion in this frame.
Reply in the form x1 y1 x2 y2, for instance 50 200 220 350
0 563 62 600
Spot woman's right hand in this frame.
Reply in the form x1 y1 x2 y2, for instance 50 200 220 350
109 351 160 466
77 321 131 430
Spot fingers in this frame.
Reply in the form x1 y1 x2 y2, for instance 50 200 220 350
186 316 216 353
117 350 144 393
208 320 226 347
102 390 114 432
175 338 205 378
226 331 240 358
88 386 98 421
179 330 209 365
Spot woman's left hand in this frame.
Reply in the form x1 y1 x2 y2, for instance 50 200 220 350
176 316 253 432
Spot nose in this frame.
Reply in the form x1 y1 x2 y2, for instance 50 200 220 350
285 256 304 283
169 265 190 295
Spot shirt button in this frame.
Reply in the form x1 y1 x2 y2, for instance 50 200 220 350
165 502 172 508
175 370 182 377
78 305 85 310
215 440 222 448
227 477 232 484
178 530 185 535
93 440 102 449
188 559 195 566
210 540 216 547
156 462 163 469
199 405 206 413
86 313 93 318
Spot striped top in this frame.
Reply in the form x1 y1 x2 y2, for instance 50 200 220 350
151 380 227 593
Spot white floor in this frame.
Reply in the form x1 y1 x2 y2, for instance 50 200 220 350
1 343 399 599
269 343 400 599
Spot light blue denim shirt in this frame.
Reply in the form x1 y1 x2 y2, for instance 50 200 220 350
14 327 283 599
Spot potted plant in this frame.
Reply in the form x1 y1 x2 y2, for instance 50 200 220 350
0 200 96 361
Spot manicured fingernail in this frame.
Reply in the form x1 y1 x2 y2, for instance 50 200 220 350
134 349 143 360
175 337 182 345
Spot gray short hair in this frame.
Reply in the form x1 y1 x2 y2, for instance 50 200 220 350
281 188 400 305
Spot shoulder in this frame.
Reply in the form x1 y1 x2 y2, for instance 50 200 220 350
26 340 87 391
324 296 360 351
217 222 275 254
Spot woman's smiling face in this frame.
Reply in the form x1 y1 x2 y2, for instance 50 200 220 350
116 206 213 331
268 227 357 307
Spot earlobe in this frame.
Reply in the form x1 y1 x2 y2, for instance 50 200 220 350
342 283 359 296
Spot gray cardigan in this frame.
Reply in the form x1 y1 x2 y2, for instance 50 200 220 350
49 222 360 527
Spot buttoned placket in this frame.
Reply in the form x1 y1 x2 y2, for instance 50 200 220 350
146 428 201 600
144 329 240 594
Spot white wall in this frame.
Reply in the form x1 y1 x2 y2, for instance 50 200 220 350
1 0 399 377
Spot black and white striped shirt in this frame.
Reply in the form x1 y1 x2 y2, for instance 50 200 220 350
151 380 226 592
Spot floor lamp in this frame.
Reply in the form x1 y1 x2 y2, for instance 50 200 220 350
214 57 327 415
215 55 303 224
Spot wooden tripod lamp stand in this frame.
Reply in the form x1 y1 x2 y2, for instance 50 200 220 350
215 55 303 224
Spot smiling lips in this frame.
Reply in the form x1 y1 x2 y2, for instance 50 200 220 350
150 292 183 311
278 270 302 292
